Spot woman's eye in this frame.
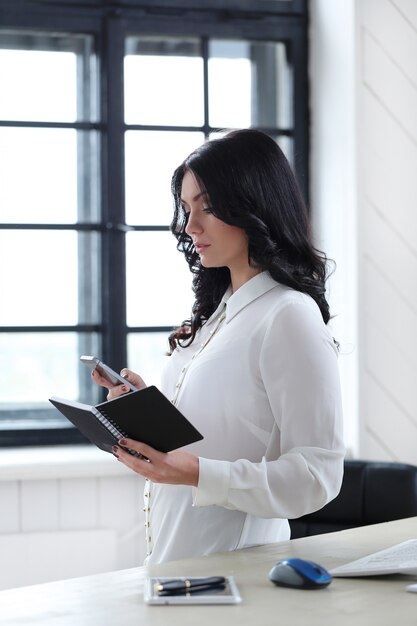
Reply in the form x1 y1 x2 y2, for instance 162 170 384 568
202 207 213 214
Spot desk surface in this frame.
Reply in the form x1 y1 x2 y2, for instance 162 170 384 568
1 517 417 626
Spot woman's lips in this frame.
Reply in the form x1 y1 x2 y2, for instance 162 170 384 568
195 243 210 253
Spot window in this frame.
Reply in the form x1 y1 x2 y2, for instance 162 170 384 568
0 0 308 447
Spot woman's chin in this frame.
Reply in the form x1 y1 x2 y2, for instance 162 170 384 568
198 252 227 269
200 258 221 269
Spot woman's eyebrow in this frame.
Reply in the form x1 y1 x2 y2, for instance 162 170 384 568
180 190 208 206
193 190 208 201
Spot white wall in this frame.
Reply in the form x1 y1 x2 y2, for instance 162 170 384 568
310 0 417 462
0 447 146 590
309 0 358 455
356 0 417 461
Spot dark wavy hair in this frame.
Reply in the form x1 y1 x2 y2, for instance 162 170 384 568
169 128 333 351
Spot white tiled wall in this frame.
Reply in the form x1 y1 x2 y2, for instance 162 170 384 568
0 446 146 590
310 0 417 461
357 0 417 462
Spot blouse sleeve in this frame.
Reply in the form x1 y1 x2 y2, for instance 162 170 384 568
192 300 345 519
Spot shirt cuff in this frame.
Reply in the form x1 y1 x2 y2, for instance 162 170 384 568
192 457 231 507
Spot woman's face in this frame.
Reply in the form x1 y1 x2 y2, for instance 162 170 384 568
181 169 250 274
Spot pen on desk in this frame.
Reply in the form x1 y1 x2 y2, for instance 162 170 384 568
155 576 226 595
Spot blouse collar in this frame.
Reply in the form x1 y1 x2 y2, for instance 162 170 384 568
206 271 281 326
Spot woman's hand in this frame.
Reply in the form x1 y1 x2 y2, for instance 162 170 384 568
113 438 200 487
91 368 146 400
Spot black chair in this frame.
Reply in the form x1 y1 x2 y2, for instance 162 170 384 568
289 459 417 539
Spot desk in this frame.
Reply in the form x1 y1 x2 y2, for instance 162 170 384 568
1 517 416 626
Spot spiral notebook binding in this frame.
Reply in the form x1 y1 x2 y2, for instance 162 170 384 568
91 406 145 458
91 407 126 441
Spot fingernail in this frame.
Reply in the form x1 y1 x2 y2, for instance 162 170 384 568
119 438 127 446
121 385 129 393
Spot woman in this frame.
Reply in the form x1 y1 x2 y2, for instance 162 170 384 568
93 129 345 565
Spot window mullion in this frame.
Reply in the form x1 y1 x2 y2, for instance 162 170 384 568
100 15 128 374
201 36 210 137
77 36 98 398
291 24 309 204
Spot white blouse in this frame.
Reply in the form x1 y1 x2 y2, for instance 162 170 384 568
144 271 344 564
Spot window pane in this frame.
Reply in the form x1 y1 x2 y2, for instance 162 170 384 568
208 40 251 129
126 231 194 327
125 130 204 225
208 40 292 129
0 49 76 121
0 33 97 123
128 331 170 388
0 128 99 224
76 231 101 325
124 36 204 126
277 136 293 166
0 332 100 407
0 231 100 326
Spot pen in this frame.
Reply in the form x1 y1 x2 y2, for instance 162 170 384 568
155 576 226 595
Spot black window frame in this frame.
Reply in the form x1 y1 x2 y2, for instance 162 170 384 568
0 0 309 448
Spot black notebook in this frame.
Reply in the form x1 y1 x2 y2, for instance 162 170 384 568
49 386 203 455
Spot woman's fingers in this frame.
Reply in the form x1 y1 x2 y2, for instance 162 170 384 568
119 369 147 390
91 368 146 392
113 439 199 486
112 440 156 474
91 368 113 390
119 438 157 461
91 369 135 400
106 384 132 400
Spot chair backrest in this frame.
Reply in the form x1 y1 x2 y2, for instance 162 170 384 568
289 459 417 539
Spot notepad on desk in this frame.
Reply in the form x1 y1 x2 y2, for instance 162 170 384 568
330 539 417 577
49 386 203 455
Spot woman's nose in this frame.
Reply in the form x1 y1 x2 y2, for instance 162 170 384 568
185 212 202 236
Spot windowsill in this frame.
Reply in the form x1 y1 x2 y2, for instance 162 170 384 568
0 445 133 481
